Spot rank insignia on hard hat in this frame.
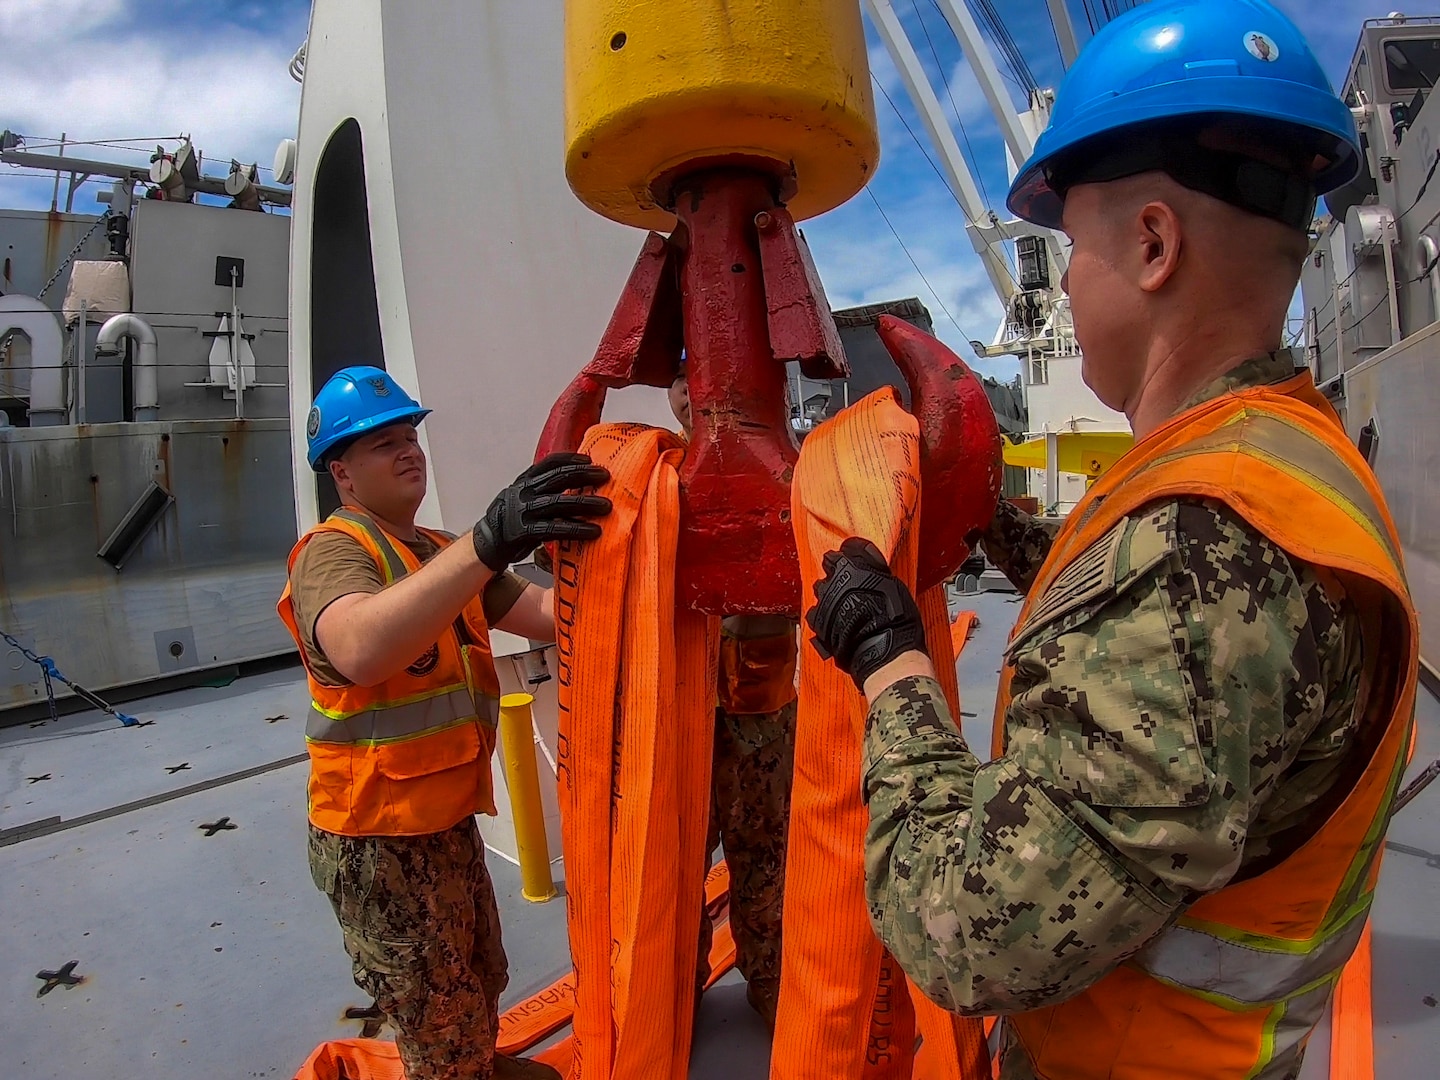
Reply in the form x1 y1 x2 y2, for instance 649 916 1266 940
306 407 321 439
368 377 391 398
1246 32 1279 62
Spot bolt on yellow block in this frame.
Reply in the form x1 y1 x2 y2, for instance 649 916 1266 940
565 0 880 230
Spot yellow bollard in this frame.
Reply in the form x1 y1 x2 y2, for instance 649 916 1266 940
498 692 558 902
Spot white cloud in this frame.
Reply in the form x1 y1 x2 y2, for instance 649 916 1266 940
0 0 125 41
1 0 302 206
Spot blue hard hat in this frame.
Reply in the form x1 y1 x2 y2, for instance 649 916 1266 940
1008 0 1360 230
305 365 431 472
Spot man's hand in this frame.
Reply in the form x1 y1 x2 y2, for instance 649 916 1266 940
806 537 927 690
473 453 612 572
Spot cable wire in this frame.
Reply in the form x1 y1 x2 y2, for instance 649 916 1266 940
866 187 971 340
869 74 1019 287
870 75 968 210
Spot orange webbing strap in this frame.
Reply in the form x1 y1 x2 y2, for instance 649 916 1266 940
1329 919 1375 1080
552 423 718 1080
776 388 989 1079
950 610 978 661
291 1038 405 1080
497 861 735 1057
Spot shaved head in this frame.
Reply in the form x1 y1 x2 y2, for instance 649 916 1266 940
1061 170 1307 432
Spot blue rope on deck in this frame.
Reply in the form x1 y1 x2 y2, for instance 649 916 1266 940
0 629 140 727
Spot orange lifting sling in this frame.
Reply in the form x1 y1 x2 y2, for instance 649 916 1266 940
550 423 720 1079
773 388 990 1080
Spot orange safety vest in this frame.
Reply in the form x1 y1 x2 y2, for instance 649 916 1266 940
276 508 502 837
994 373 1419 1079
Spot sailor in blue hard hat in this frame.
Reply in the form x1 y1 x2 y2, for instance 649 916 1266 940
282 363 609 1080
806 7 1411 1080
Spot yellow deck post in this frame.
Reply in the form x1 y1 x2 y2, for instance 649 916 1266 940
498 692 558 902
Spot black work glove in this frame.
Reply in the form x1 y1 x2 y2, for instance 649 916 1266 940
472 453 612 572
806 537 927 690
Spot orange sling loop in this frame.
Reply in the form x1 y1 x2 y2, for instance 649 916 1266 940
494 860 737 1058
1329 920 1375 1080
291 1038 406 1080
949 610 978 662
550 423 719 1080
774 388 989 1080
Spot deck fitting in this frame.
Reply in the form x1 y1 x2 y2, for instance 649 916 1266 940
344 1003 385 1038
35 961 83 997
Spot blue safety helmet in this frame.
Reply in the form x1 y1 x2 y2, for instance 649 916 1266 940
305 365 431 472
1007 0 1361 231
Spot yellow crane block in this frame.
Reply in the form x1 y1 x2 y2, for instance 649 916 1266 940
1002 431 1134 477
565 0 879 229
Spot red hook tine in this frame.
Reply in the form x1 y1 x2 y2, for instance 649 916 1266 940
534 372 609 461
875 314 1003 592
534 229 681 463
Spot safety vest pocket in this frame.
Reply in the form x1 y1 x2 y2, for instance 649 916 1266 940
375 720 482 780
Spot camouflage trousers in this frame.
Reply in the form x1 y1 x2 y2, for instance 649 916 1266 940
308 816 508 1079
696 699 797 1029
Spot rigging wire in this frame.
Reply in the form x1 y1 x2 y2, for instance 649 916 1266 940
865 186 972 341
1309 256 1437 345
970 0 1038 95
870 75 968 210
869 65 1020 294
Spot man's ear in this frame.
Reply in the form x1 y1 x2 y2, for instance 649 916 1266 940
1135 199 1184 294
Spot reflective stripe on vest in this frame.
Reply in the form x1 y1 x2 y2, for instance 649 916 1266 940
1143 408 1404 574
330 507 411 583
1134 899 1370 1008
305 686 476 745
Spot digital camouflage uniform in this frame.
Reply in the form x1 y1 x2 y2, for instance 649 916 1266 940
290 532 531 1079
309 819 509 1078
861 354 1365 1078
696 621 799 1030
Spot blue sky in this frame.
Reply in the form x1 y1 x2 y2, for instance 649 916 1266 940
1 0 1386 379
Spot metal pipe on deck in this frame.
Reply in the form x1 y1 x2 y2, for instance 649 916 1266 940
95 313 159 421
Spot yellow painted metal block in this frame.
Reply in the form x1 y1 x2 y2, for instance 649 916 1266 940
565 0 880 229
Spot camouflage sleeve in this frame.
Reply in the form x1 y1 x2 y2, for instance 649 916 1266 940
862 500 1360 1016
977 498 1062 594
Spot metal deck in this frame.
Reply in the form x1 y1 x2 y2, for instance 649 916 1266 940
3 591 1437 1078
